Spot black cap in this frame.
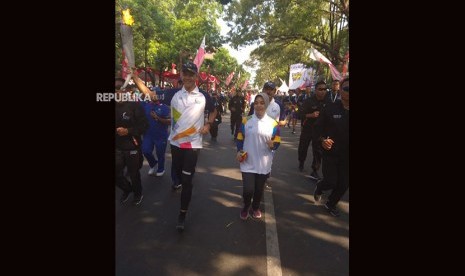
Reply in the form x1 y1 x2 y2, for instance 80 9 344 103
182 62 198 74
263 81 276 89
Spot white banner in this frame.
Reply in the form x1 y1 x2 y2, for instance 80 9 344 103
289 63 305 89
289 64 315 90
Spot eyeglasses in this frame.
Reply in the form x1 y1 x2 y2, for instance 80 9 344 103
342 86 349 92
317 88 327 91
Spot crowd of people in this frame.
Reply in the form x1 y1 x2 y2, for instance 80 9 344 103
115 61 349 232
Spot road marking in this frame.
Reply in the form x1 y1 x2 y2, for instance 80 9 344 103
264 187 283 276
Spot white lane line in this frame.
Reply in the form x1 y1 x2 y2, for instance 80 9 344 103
264 187 283 276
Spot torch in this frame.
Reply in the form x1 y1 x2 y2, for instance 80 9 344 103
120 8 135 89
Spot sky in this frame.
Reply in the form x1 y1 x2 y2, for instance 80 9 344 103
217 18 258 85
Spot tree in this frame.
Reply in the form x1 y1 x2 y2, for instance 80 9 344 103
115 0 224 76
224 0 349 80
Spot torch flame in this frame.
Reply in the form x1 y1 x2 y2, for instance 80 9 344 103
122 9 134 26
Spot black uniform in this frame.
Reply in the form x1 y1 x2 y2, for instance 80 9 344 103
297 92 308 122
298 95 330 173
209 95 224 139
314 101 349 208
115 101 149 200
326 89 341 103
229 95 245 138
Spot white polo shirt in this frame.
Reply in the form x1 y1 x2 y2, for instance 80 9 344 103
266 98 281 122
239 114 279 175
169 87 206 149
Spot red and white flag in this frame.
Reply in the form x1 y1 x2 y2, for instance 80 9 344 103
329 64 342 81
342 51 349 78
193 35 206 69
225 71 235 86
241 79 249 90
309 47 332 64
309 47 342 81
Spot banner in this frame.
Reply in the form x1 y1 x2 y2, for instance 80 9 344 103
289 64 314 89
289 63 305 88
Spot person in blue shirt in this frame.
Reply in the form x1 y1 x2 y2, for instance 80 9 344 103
132 73 171 177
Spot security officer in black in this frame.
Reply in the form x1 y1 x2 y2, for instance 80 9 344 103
209 91 224 141
228 90 245 139
296 87 308 126
298 81 330 179
313 78 349 217
115 85 149 205
327 79 341 103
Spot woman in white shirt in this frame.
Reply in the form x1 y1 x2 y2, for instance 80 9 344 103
236 93 281 220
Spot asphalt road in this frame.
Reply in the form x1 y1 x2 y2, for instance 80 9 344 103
116 112 349 276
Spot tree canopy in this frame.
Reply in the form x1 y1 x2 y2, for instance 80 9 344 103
116 0 251 88
115 0 348 88
224 0 349 84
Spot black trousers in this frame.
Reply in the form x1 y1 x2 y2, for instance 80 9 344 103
317 153 349 207
242 172 269 211
209 121 219 138
298 130 323 172
230 113 242 138
171 145 199 211
115 148 143 197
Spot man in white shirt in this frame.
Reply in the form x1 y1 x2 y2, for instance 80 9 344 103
169 61 217 232
249 81 287 126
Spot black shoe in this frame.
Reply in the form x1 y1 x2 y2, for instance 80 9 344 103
265 179 272 188
133 195 143 205
309 171 320 180
324 203 340 217
176 213 186 232
172 183 182 190
120 191 131 204
298 162 304 172
313 186 322 202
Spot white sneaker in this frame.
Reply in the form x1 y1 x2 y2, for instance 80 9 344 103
156 170 165 176
148 167 156 175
